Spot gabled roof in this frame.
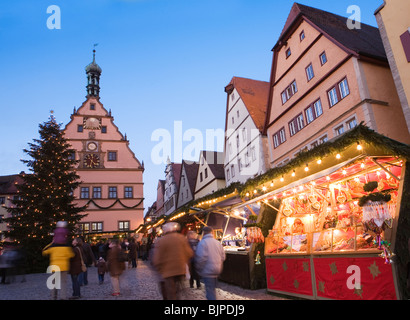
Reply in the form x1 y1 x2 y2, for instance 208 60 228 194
202 151 225 180
171 163 182 189
225 77 270 132
0 174 24 195
181 160 199 194
276 2 387 61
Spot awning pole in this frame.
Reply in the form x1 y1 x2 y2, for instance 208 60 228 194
370 158 401 181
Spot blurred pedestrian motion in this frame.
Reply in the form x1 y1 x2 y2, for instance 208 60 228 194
152 222 193 300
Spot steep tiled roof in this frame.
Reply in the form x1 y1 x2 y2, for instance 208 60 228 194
181 160 199 194
0 174 24 195
277 2 387 61
202 151 225 180
171 163 182 189
225 77 270 132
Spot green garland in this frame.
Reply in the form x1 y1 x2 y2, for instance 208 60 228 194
358 191 392 207
239 123 410 197
86 198 144 209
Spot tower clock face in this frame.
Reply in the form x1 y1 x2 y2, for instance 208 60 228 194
84 154 100 168
87 141 98 151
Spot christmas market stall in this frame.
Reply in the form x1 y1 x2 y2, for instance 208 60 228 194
193 192 277 290
239 125 410 300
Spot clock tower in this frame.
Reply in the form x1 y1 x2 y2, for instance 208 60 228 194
64 50 144 237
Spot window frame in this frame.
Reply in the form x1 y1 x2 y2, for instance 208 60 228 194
273 127 286 149
320 51 328 65
305 98 323 125
306 63 315 82
92 186 102 199
124 186 133 199
288 113 305 137
108 186 118 199
80 187 90 199
108 151 118 162
327 77 350 108
281 80 298 105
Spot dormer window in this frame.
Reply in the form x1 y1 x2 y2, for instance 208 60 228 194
286 48 292 58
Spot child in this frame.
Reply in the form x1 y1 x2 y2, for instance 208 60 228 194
53 221 69 245
97 257 107 284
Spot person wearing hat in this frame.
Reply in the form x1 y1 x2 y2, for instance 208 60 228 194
195 226 226 300
152 222 193 300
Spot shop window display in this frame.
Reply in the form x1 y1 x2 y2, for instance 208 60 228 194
265 159 401 256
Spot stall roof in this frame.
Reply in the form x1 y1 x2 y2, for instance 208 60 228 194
240 124 410 198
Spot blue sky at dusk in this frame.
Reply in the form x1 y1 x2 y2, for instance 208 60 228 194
0 0 382 213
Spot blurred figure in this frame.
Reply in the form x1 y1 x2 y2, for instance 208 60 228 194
128 238 137 268
69 237 84 299
78 237 96 286
107 239 125 296
97 257 107 285
195 226 226 300
187 231 201 289
140 233 148 261
42 241 74 300
152 222 193 300
0 245 16 285
53 221 69 245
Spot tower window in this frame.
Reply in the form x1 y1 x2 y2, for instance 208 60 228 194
90 104 95 110
108 151 117 161
101 126 107 133
77 125 83 132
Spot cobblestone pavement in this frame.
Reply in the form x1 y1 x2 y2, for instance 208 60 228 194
0 260 285 300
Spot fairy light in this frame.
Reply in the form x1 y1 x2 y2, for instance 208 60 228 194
317 159 322 165
356 142 363 151
292 170 296 177
304 164 309 172
336 154 341 159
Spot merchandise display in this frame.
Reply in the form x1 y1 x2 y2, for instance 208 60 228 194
265 158 401 256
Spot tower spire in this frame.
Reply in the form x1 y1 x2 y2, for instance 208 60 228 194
85 45 102 99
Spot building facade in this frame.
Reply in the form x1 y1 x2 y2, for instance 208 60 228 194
64 51 144 235
264 3 410 168
163 159 182 216
194 151 225 199
375 0 410 134
0 175 24 241
224 77 270 186
176 160 199 209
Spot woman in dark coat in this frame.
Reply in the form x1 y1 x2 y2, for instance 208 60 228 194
128 238 137 268
69 237 84 299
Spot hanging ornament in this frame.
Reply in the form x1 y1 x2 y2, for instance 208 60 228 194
361 199 395 264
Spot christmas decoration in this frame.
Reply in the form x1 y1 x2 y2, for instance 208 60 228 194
245 215 264 243
255 251 261 265
4 114 86 272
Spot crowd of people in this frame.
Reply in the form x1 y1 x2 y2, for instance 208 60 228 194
1 221 226 300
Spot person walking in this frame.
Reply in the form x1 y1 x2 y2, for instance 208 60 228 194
42 241 74 300
78 237 96 286
107 239 125 296
128 238 137 268
195 226 226 300
187 231 201 289
152 222 193 300
69 238 85 299
97 257 107 284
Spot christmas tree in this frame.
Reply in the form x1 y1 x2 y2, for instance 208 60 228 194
5 113 86 272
